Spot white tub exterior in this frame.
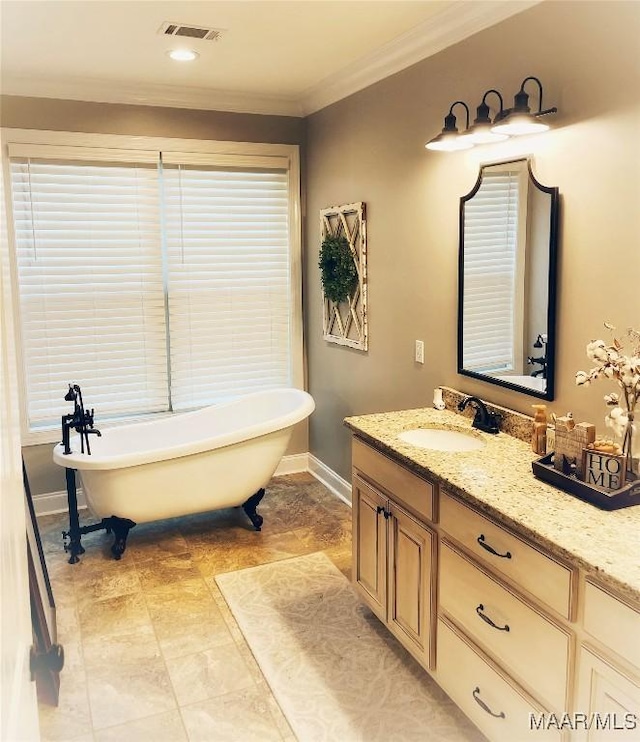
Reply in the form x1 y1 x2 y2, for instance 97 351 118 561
53 389 314 523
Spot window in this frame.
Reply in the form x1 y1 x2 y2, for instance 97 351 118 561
162 162 290 410
5 135 301 440
461 164 528 373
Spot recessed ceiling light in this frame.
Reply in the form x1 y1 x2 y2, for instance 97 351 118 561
167 49 199 62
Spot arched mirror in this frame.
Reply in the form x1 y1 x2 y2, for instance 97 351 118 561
458 158 559 399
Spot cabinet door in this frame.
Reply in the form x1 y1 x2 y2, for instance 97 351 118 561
575 647 640 742
387 503 434 670
352 474 387 621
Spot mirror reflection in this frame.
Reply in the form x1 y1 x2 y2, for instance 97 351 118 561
458 158 559 399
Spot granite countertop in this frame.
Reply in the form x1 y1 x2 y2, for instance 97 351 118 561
344 406 640 606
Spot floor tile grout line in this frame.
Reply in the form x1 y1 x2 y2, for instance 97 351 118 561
58 560 96 740
36 474 351 741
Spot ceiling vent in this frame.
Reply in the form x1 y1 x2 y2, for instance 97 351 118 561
158 22 224 42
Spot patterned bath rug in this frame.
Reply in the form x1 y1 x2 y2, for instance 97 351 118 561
215 551 481 742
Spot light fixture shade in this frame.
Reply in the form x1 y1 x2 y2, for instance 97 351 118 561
491 77 556 137
425 134 474 151
466 89 510 144
467 124 509 144
491 115 550 136
425 101 474 152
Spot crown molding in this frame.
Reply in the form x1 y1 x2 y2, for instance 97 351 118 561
1 74 305 118
2 0 541 118
299 0 543 115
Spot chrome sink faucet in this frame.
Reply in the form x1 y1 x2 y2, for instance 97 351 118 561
458 396 501 435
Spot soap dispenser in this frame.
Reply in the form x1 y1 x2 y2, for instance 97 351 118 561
546 412 557 455
531 404 548 455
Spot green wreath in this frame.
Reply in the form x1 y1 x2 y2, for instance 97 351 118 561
319 235 358 304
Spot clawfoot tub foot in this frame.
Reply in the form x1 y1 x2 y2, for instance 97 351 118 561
242 488 265 531
104 516 137 560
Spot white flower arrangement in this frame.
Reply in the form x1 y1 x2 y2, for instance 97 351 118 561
576 322 640 475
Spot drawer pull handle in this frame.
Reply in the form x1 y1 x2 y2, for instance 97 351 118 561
477 534 512 559
476 604 510 632
472 687 506 719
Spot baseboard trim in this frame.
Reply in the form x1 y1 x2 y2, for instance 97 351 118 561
33 452 351 517
308 454 352 506
274 452 309 476
33 488 86 517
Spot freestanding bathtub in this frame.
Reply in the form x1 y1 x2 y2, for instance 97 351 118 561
53 388 315 548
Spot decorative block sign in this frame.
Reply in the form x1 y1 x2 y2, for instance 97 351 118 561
554 417 596 479
583 449 627 492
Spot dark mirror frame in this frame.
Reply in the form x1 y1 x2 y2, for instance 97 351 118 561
457 158 560 400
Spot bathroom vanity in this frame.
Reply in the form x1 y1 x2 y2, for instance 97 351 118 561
345 406 640 741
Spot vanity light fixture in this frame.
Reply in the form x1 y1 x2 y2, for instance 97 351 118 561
466 89 510 144
490 76 557 136
426 76 557 152
167 49 199 62
425 101 474 152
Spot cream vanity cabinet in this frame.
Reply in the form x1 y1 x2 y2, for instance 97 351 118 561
350 436 640 742
575 582 640 742
352 438 436 671
437 490 573 741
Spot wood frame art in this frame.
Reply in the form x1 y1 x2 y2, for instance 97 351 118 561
320 202 368 350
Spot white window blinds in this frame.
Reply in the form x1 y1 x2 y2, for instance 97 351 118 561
462 169 520 372
10 157 169 428
8 143 297 434
162 164 291 410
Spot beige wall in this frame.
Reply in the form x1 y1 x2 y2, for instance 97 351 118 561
1 99 307 495
0 96 304 144
305 1 640 481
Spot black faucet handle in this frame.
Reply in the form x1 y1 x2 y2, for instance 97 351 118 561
483 410 502 434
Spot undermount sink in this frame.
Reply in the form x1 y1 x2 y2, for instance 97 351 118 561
397 428 485 452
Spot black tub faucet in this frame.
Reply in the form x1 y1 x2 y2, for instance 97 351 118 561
458 396 501 435
61 384 101 455
528 333 548 379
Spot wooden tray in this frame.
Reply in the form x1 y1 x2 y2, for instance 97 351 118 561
532 453 640 510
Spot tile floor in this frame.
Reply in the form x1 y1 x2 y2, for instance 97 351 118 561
35 472 478 742
36 473 350 742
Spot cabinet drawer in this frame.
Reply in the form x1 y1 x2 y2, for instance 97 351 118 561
584 581 640 670
437 617 561 742
352 438 434 522
440 541 571 712
440 490 573 618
